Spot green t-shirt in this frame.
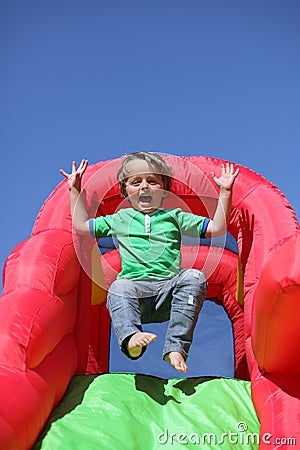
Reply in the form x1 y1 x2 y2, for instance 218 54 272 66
90 208 209 280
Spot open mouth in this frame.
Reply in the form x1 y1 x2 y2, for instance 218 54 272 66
139 194 152 204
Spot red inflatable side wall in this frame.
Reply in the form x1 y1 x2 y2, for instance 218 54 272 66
0 155 299 449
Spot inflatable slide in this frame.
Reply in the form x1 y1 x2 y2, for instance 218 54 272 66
0 155 299 449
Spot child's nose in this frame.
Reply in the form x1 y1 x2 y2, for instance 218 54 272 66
140 179 149 189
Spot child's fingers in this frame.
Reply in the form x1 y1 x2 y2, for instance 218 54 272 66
225 162 233 174
78 159 88 173
60 168 69 179
234 167 240 177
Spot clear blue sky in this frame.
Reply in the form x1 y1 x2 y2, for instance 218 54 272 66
1 0 299 282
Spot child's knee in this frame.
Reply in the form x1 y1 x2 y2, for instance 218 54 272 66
109 278 137 297
179 269 207 290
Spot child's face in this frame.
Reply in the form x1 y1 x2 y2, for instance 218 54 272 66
124 159 167 213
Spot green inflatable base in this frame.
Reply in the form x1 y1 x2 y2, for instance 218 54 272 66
34 374 260 449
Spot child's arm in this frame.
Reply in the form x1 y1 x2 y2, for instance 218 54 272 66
205 163 239 238
60 159 91 235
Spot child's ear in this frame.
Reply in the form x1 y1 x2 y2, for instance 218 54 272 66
162 190 168 199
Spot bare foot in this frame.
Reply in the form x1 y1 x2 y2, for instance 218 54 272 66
127 332 157 358
165 352 188 372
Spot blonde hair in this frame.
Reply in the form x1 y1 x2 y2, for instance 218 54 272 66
117 152 173 197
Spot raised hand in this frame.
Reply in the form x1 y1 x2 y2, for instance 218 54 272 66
211 163 239 191
60 159 88 192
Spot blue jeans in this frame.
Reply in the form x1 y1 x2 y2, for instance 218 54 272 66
106 269 207 361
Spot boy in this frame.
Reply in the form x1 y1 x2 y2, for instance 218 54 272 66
60 152 239 372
